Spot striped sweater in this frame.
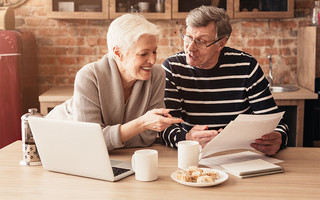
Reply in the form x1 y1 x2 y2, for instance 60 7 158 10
160 47 288 149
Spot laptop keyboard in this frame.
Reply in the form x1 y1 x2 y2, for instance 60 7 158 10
112 167 130 177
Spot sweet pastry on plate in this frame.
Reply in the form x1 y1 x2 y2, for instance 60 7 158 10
176 166 220 183
196 175 215 183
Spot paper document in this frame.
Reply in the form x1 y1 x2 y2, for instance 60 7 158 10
200 112 285 158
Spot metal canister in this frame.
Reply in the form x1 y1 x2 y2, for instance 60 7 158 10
19 108 43 166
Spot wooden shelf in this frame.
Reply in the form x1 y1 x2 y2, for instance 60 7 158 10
45 0 295 20
109 0 171 19
46 0 108 19
233 0 294 19
172 0 234 19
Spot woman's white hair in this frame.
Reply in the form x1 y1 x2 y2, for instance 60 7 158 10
107 14 160 58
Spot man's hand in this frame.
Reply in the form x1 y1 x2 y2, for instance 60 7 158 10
186 125 219 148
250 132 282 156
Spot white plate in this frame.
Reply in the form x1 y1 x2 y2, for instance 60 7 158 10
171 168 228 187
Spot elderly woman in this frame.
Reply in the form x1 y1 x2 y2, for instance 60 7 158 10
46 14 183 150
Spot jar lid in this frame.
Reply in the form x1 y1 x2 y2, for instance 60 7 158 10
21 108 43 120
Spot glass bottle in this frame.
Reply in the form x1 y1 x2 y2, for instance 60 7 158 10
311 0 320 26
155 0 164 13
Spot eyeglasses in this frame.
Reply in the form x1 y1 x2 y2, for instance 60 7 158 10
180 33 223 50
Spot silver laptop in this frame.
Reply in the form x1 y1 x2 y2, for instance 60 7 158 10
28 117 134 181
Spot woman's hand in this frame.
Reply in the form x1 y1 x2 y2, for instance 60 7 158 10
138 108 183 132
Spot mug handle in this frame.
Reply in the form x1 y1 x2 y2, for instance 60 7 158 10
198 144 202 160
131 154 136 172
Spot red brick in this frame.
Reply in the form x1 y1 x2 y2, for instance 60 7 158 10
241 21 253 28
76 57 87 64
269 20 297 29
281 39 295 46
87 38 98 46
66 66 80 75
28 0 45 6
159 37 169 46
55 76 75 85
264 48 278 56
54 47 73 55
99 48 108 55
55 38 76 46
77 38 85 46
37 38 54 46
229 38 245 46
169 29 179 37
170 38 182 46
39 76 54 85
38 66 56 75
34 8 46 17
247 39 264 46
56 67 65 75
241 48 253 55
15 18 25 27
15 7 32 16
58 57 76 65
77 47 97 55
25 18 53 26
78 28 98 36
38 47 55 55
98 38 107 46
38 57 56 65
279 48 291 55
241 29 258 38
257 58 268 65
284 57 297 65
252 48 261 56
252 21 268 28
38 28 68 37
265 39 275 46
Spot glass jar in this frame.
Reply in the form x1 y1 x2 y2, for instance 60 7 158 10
19 108 43 166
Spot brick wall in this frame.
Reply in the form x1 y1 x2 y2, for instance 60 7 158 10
13 0 312 93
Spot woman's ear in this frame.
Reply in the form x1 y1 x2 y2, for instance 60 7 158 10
113 46 123 61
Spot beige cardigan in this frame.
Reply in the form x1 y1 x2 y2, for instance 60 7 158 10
46 55 165 150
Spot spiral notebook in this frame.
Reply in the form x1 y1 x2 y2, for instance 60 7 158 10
221 159 284 178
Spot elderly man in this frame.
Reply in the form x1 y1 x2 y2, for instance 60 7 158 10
160 6 288 155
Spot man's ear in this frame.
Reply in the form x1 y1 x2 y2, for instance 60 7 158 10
217 38 228 51
113 46 123 61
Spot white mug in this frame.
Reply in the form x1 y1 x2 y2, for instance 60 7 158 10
138 2 150 13
178 141 201 170
131 149 158 181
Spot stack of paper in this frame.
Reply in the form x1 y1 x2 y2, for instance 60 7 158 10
200 112 285 158
221 159 284 178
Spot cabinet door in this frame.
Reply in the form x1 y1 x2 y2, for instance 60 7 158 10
109 0 171 19
233 0 294 18
172 0 234 19
46 0 109 19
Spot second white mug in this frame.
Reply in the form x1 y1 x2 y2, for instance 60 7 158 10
131 149 158 181
178 140 201 170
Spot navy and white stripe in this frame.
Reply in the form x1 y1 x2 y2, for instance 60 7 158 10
160 47 288 149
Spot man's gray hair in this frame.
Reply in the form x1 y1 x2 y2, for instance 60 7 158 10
186 6 232 39
107 14 160 58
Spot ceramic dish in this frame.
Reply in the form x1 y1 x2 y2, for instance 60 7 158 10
170 168 228 187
